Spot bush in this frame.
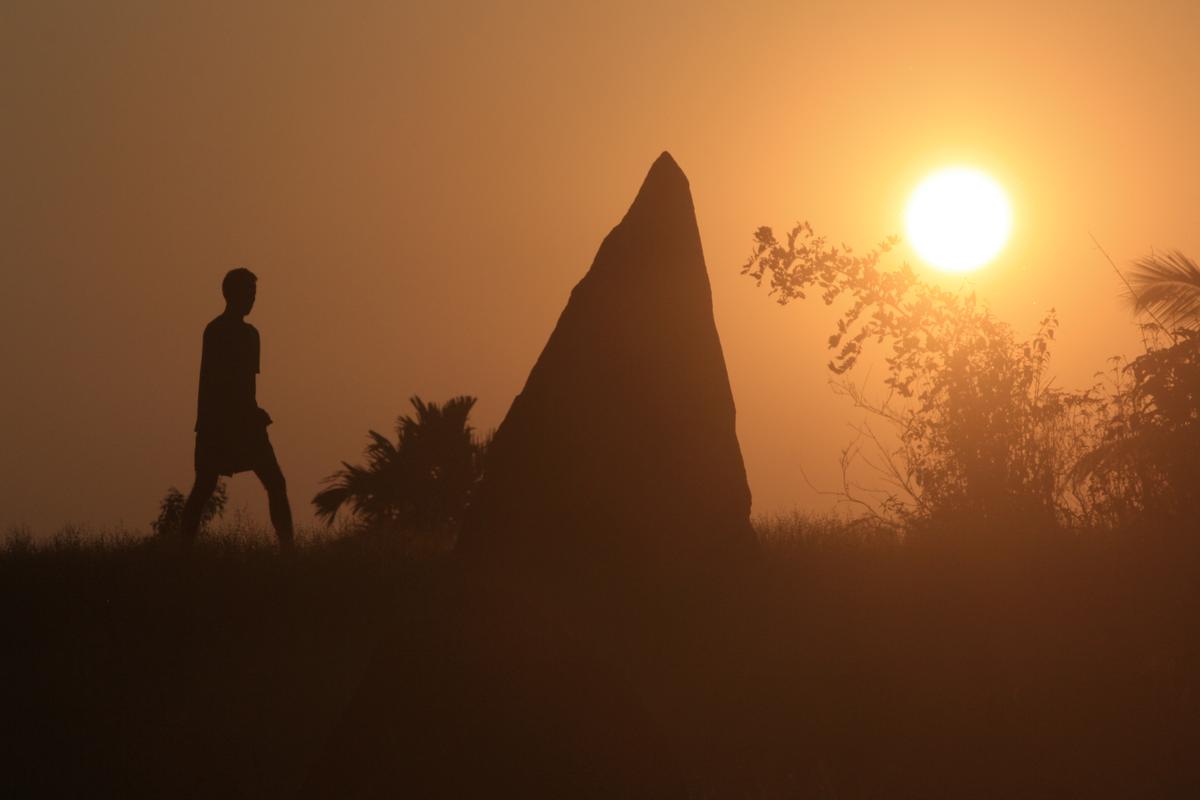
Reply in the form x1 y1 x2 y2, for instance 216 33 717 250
1074 329 1200 528
744 222 1088 529
151 481 227 537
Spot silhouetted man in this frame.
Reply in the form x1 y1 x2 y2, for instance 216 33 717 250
180 268 294 550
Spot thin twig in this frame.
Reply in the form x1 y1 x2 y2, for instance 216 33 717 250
1089 232 1171 333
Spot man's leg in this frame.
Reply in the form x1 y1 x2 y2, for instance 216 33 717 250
255 460 295 551
180 471 220 543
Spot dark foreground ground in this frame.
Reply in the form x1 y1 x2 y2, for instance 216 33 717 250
3 517 1199 798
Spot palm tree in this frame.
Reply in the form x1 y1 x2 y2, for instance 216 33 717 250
313 395 488 532
1127 250 1200 331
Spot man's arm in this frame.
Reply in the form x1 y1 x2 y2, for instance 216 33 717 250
249 326 272 426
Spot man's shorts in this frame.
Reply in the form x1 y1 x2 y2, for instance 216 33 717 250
194 423 278 477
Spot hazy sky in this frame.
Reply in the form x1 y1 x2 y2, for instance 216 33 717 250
4 1 1199 534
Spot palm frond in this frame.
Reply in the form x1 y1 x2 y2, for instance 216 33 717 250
364 430 398 466
1127 250 1200 330
312 461 361 524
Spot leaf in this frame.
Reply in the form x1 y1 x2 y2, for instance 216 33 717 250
1127 250 1200 330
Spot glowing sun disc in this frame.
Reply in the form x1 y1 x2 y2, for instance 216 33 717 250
905 167 1012 272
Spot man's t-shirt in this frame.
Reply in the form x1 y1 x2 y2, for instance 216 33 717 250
195 315 260 435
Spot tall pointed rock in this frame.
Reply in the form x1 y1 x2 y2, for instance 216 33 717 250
461 152 753 577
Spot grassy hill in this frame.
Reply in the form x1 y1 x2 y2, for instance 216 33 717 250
3 517 1198 797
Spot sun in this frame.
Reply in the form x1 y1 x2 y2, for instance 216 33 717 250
904 167 1012 273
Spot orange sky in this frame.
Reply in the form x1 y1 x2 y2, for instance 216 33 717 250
4 1 1199 534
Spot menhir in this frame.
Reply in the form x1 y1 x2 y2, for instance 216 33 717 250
460 152 754 586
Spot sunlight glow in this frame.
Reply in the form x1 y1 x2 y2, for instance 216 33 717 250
905 167 1012 273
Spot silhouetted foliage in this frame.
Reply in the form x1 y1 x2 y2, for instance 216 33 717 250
152 481 227 537
1074 328 1200 527
1127 250 1200 330
744 222 1090 528
313 396 487 532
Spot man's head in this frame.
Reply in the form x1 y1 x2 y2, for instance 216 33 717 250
222 268 258 316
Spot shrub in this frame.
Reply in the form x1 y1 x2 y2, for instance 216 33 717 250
743 222 1090 529
151 482 227 537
